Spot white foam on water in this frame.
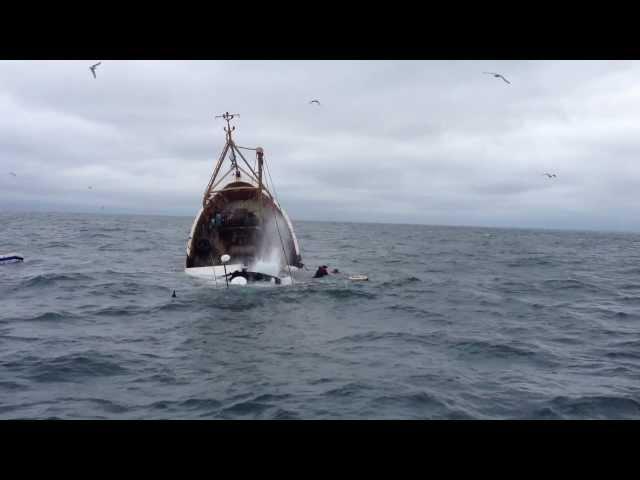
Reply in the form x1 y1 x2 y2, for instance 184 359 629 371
249 246 283 278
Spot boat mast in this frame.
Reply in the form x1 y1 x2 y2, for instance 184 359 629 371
203 112 272 209
217 111 241 180
256 147 264 212
202 112 240 207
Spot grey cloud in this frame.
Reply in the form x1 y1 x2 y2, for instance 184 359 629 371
2 60 640 231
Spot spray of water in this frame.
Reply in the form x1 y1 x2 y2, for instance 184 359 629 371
249 246 283 277
248 207 294 278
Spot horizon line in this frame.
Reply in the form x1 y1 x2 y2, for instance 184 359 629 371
1 208 637 235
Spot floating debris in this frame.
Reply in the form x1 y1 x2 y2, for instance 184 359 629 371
1 253 24 265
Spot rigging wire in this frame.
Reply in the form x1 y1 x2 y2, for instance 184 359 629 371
237 146 259 171
263 157 294 285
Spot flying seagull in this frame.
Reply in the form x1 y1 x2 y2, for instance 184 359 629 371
483 72 511 84
309 99 321 106
89 62 101 79
9 172 16 177
543 173 557 178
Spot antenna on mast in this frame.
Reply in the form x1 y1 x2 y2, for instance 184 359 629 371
215 112 240 141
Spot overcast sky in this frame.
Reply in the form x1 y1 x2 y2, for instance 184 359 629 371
1 60 639 231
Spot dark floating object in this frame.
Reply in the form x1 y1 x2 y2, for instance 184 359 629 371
543 172 557 178
313 266 329 278
171 290 176 298
0 253 24 265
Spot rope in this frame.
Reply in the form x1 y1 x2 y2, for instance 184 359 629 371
264 158 294 285
209 251 218 287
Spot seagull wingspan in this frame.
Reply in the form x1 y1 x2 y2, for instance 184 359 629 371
484 72 511 84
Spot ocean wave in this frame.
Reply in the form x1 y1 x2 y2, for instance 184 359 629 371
179 398 223 411
13 352 129 383
380 276 422 288
329 331 443 347
9 311 77 322
493 279 533 293
96 227 126 233
0 380 29 392
97 243 120 251
386 304 445 318
220 400 273 417
506 257 554 267
57 397 129 414
88 281 168 297
43 241 71 248
372 391 449 412
92 305 150 317
589 307 640 321
252 393 292 403
450 339 545 362
20 273 94 289
270 408 300 419
317 288 377 300
607 339 640 350
541 278 604 293
324 382 373 397
617 267 640 275
603 350 640 361
539 395 640 419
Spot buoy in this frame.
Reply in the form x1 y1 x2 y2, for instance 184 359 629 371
171 290 176 298
230 276 247 286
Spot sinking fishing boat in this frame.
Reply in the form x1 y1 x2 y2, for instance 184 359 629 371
185 113 302 284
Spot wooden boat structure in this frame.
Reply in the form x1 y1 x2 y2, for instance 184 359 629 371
185 113 302 285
